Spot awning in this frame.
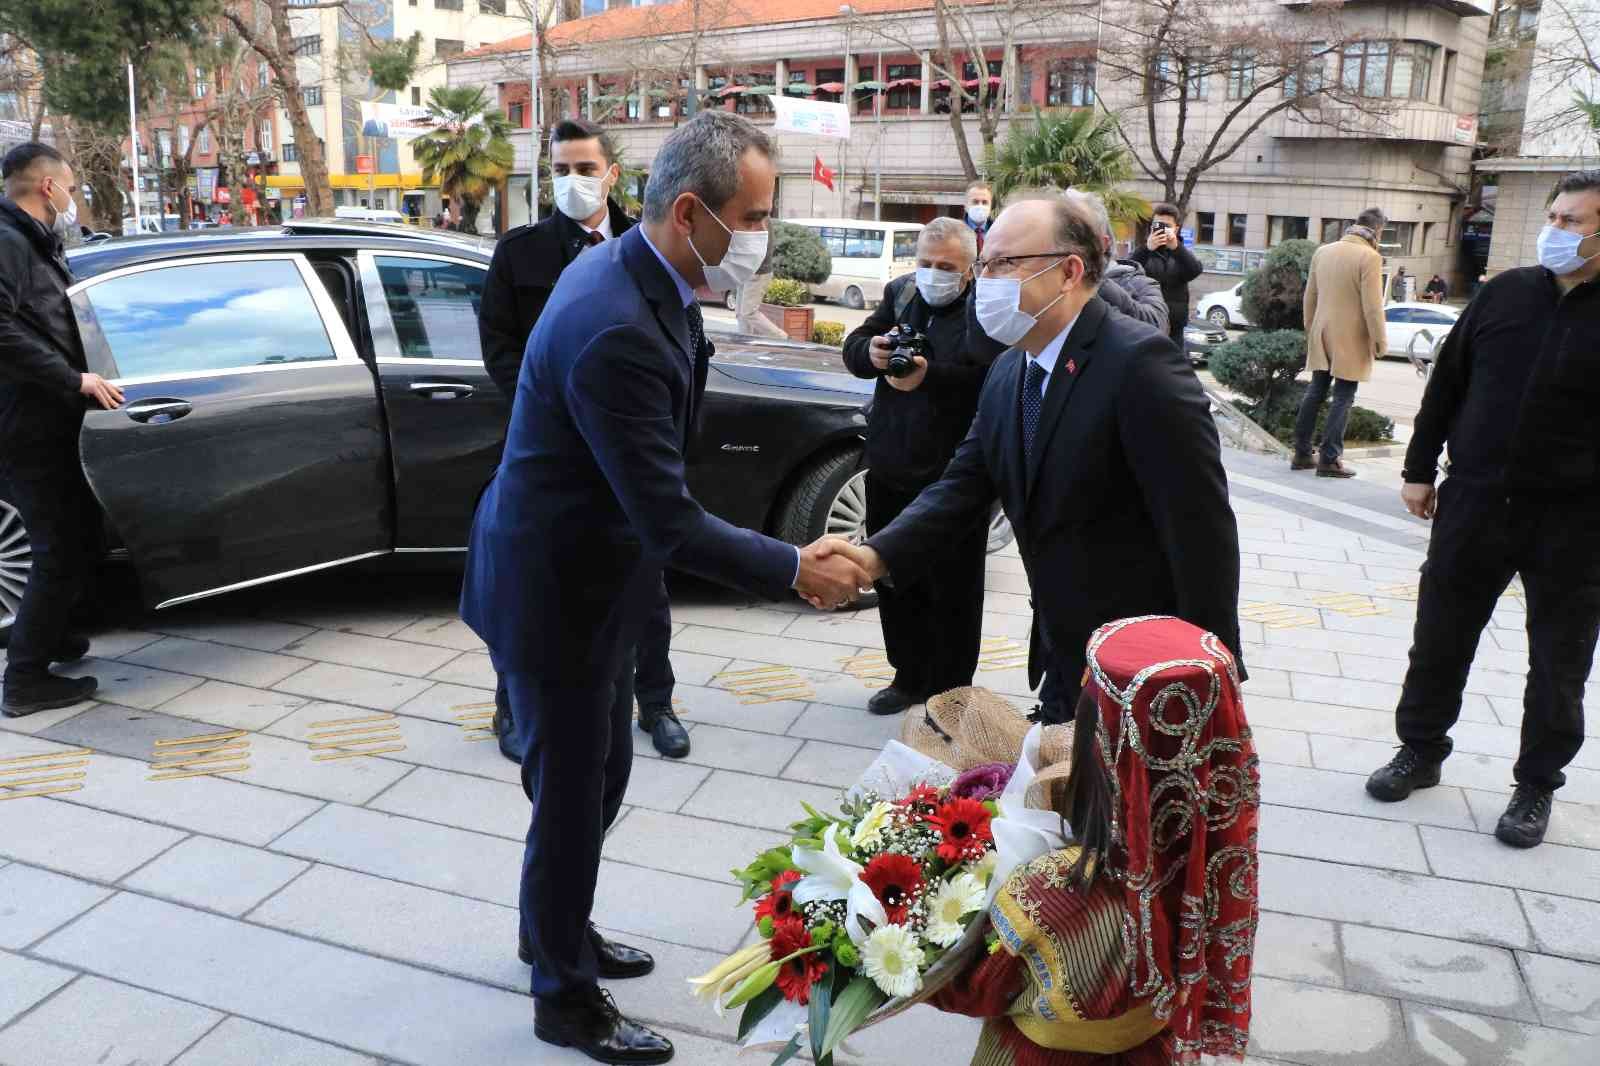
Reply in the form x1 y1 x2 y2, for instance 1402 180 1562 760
815 81 844 93
784 82 816 93
853 80 887 92
741 84 779 95
885 77 920 89
715 84 748 96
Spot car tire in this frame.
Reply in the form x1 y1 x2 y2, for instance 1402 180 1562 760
842 286 865 310
1206 307 1230 328
986 504 1015 554
774 448 877 611
0 481 27 649
723 289 738 312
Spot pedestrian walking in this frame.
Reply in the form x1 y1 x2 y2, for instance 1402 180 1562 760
1130 201 1203 347
1293 208 1387 479
1366 170 1600 849
0 143 124 716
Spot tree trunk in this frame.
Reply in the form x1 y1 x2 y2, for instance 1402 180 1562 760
229 1 333 216
933 2 978 180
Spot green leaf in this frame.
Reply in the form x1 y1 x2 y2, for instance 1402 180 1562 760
737 984 784 1042
770 1034 804 1066
807 966 833 1063
820 976 889 1058
724 961 780 1011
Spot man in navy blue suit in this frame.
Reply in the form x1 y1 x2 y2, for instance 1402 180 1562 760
460 111 868 1063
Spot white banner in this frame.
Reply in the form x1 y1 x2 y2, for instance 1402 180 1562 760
771 95 851 140
359 101 445 141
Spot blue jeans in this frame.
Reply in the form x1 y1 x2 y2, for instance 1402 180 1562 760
1293 370 1358 463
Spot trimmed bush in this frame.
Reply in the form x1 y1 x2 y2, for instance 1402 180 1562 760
1248 389 1396 446
1209 329 1307 417
763 278 812 306
811 320 847 347
771 221 831 284
1240 239 1317 331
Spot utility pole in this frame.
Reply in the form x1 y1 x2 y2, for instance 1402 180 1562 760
127 59 143 231
874 49 882 221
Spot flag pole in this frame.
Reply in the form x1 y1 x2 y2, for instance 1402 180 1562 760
810 156 816 216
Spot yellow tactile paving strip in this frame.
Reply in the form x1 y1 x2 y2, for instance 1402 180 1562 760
713 665 815 705
0 747 92 800
149 730 251 782
304 712 405 761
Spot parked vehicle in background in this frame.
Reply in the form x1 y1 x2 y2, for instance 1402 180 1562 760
1182 320 1228 365
121 214 183 236
334 206 409 225
1196 281 1252 329
786 218 922 309
1382 302 1460 359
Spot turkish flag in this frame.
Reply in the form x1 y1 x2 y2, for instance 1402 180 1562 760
813 155 835 191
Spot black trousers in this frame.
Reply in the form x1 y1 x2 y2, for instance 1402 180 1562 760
1035 640 1082 726
865 472 986 699
1 451 100 684
633 576 675 708
1396 480 1597 791
509 649 635 1001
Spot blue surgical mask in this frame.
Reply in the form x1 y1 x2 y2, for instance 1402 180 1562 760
1536 224 1600 276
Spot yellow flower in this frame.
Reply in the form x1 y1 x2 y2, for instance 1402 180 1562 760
926 872 987 947
687 940 772 1017
850 800 897 850
861 923 922 999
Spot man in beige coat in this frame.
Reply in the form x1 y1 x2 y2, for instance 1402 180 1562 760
1292 207 1388 478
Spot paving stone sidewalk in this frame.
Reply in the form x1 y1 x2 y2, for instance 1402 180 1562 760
2 453 1598 1066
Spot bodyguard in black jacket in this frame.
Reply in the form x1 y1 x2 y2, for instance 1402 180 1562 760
0 144 122 716
1367 170 1600 850
1131 201 1204 344
843 218 999 715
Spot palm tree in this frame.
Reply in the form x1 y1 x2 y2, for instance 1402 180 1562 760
990 109 1147 228
411 86 514 232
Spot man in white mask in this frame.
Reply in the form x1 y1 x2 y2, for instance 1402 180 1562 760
1368 170 1600 850
841 217 995 716
818 194 1243 721
964 180 993 252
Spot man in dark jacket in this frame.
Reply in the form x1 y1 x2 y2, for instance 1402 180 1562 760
843 217 997 715
478 119 689 761
1131 201 1204 345
1366 170 1600 849
0 143 123 716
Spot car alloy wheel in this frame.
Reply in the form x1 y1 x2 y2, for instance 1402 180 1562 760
986 506 1015 554
1207 307 1230 328
827 469 869 542
0 497 30 641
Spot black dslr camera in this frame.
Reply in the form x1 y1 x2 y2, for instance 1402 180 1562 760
884 325 929 378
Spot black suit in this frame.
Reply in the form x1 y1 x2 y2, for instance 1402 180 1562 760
866 296 1243 713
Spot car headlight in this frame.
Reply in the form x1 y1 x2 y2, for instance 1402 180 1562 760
1183 327 1208 342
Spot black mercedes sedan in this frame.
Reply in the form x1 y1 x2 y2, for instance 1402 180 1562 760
0 221 891 640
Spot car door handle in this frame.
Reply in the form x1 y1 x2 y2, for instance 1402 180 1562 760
125 399 193 424
408 381 475 399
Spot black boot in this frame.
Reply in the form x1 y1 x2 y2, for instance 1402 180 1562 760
636 703 689 759
2 674 98 718
1495 784 1555 849
520 925 654 979
534 988 673 1065
1365 746 1442 802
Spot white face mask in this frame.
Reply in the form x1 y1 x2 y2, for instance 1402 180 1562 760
689 197 768 293
1536 224 1600 276
966 203 990 225
975 259 1066 347
553 172 607 224
46 180 77 238
915 266 965 307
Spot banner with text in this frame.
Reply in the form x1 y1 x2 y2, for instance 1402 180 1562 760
772 95 851 140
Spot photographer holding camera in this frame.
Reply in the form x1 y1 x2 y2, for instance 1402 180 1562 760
1132 202 1204 345
842 218 997 717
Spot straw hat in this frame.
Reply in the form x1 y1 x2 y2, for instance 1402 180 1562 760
899 686 1075 810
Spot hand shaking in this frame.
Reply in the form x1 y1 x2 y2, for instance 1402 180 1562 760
794 538 877 611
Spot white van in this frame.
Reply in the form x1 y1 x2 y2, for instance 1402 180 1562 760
786 218 924 309
121 214 182 236
334 206 409 224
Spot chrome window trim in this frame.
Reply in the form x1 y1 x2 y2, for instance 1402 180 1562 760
357 249 489 364
393 546 467 553
155 549 390 610
68 252 362 384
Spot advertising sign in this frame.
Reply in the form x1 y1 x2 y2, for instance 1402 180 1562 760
772 95 851 140
1454 114 1478 144
359 100 460 140
355 154 375 175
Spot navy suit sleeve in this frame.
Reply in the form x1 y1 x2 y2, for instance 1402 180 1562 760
1117 338 1245 671
864 405 997 582
565 323 796 599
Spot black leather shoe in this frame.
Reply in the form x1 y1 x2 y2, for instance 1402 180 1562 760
52 636 91 664
520 925 655 979
1495 784 1554 849
2 674 97 718
534 988 673 1064
1365 746 1442 802
867 686 917 716
637 703 689 759
1290 452 1316 471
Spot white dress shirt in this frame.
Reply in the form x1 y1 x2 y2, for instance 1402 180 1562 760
1025 310 1082 390
579 212 614 243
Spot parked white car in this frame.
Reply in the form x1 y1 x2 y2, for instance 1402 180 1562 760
786 218 923 309
1384 301 1460 360
1196 281 1252 328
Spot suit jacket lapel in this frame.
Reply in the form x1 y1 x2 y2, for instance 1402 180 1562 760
1024 297 1108 504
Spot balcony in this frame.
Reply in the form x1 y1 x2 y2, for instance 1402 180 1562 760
1272 102 1476 145
1275 0 1490 15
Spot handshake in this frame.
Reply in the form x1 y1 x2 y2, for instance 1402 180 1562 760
794 536 889 611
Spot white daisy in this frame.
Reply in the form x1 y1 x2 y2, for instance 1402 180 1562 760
850 800 897 850
861 924 923 999
925 873 988 947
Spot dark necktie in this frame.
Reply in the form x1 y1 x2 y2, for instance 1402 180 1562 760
586 229 604 246
685 301 708 361
1022 358 1047 462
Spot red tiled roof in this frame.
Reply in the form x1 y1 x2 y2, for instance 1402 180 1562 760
458 0 935 59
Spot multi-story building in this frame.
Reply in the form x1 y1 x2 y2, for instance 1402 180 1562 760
451 0 1491 288
267 0 531 216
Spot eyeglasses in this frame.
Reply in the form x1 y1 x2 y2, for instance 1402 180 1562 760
973 251 1077 278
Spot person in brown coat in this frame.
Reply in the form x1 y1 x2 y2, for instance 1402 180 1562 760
1292 207 1388 478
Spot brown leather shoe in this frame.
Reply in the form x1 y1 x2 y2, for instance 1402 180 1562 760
1316 460 1356 479
1290 452 1315 471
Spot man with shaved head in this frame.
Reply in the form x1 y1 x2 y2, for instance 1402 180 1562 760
821 196 1244 716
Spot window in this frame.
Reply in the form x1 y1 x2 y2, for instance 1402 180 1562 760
893 230 918 260
1285 41 1326 97
1415 309 1455 325
1268 216 1308 243
282 142 300 162
435 39 465 59
1438 49 1457 106
199 127 213 153
814 67 844 104
85 260 338 380
1226 48 1255 100
508 101 525 126
1341 40 1438 100
1385 307 1414 324
886 63 918 109
1148 53 1206 100
480 0 507 11
960 59 1004 111
373 257 486 360
259 120 273 152
1196 212 1215 244
1320 217 1354 243
1227 213 1248 246
301 86 323 106
734 74 774 115
814 225 886 259
259 66 271 91
411 86 422 106
292 34 321 57
156 129 172 167
179 125 191 157
1380 221 1416 256
194 68 209 99
436 0 463 9
1047 57 1095 107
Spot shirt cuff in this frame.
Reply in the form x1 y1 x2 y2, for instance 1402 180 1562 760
789 545 802 588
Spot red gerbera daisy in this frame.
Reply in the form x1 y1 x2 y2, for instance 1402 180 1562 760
769 917 829 1004
860 853 924 925
929 797 994 863
897 784 942 819
754 869 803 925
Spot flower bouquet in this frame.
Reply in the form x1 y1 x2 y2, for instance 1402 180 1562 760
689 756 1015 1065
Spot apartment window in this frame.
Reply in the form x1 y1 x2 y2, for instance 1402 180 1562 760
156 129 172 167
480 0 506 11
1046 57 1095 108
436 0 463 9
199 127 213 153
1196 212 1216 244
1227 213 1248 246
436 39 465 59
194 68 209 98
411 86 422 106
1438 49 1457 106
1321 217 1354 243
814 67 845 105
1285 41 1326 97
1149 53 1206 101
1390 43 1435 101
292 35 321 57
1421 221 1436 254
259 120 273 152
1268 215 1309 243
1226 48 1255 100
734 73 774 115
1380 221 1417 256
1341 41 1436 101
179 125 191 157
886 63 918 109
960 59 1004 111
282 142 300 162
1187 55 1210 101
259 67 271 90
509 101 525 126
787 70 811 95
301 86 323 106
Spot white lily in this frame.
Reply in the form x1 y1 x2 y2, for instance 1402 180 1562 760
791 823 889 946
687 940 772 1017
